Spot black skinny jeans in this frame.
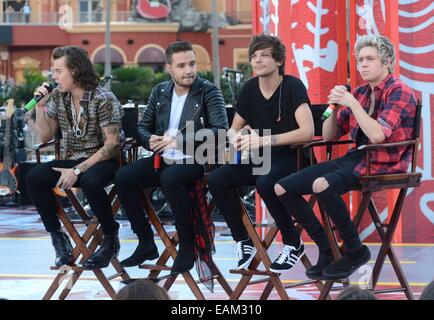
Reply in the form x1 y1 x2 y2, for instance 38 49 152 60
277 150 364 253
114 156 204 241
26 159 120 234
208 155 300 246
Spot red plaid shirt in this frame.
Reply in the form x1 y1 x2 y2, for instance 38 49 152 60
336 75 417 176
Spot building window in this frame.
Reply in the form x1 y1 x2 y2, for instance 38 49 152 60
79 0 103 23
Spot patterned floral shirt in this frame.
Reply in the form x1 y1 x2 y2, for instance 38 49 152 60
46 86 123 160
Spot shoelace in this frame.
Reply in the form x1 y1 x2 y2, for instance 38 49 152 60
276 245 296 264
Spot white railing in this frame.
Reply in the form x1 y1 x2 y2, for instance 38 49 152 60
0 10 251 25
0 11 154 25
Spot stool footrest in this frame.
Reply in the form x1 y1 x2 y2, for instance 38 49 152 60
230 269 277 276
372 287 407 295
71 220 96 225
50 265 84 271
283 279 318 289
253 223 274 228
195 275 220 284
139 264 172 271
247 278 273 286
107 272 125 281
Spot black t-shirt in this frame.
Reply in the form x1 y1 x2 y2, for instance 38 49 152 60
236 75 311 157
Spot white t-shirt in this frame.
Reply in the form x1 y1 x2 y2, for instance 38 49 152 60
162 90 191 160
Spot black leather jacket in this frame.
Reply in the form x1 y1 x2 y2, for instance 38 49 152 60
137 77 228 155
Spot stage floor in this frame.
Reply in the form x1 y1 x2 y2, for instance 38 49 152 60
0 206 432 300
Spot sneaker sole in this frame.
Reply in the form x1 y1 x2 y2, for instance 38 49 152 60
269 251 305 274
322 250 371 280
305 272 328 281
120 252 159 268
237 248 257 270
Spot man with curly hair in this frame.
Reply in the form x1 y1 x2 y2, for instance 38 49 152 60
26 46 124 270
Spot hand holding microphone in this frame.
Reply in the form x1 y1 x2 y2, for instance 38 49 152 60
153 153 161 172
150 134 176 172
235 127 253 164
322 84 352 121
25 82 54 112
150 135 163 172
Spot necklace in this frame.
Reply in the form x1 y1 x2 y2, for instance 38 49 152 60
276 78 283 122
71 99 84 138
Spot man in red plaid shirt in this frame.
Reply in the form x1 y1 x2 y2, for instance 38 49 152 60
274 35 417 280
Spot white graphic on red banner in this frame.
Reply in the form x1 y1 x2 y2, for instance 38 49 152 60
355 0 434 242
291 0 338 89
289 1 342 103
259 0 279 36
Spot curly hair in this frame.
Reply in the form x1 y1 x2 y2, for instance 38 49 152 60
52 46 99 90
248 34 286 75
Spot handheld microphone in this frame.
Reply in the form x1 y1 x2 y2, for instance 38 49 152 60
321 84 352 121
153 153 161 172
223 67 243 74
24 83 54 112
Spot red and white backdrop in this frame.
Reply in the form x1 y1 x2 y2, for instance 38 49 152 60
252 0 434 243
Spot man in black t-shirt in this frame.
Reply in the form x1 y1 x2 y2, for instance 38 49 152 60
208 34 314 272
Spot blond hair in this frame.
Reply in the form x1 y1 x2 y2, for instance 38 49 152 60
355 35 396 74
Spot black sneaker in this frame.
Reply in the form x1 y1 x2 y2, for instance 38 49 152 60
235 238 257 270
322 245 371 280
269 240 305 273
305 251 333 280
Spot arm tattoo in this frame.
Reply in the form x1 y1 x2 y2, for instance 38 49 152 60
77 162 90 173
106 126 119 135
102 125 119 142
101 142 119 159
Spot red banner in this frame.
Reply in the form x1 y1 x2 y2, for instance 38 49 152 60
252 0 434 243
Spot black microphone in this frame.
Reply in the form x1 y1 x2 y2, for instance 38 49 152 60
223 67 243 74
24 83 54 112
321 84 352 121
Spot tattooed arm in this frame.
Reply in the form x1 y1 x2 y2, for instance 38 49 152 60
74 124 121 174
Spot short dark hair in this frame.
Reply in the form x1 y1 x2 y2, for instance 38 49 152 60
115 279 170 300
248 34 286 75
165 41 194 64
420 280 434 300
52 46 99 90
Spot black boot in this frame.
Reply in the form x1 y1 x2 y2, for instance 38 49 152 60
119 240 159 267
50 229 73 267
305 250 333 280
170 236 195 275
82 232 120 269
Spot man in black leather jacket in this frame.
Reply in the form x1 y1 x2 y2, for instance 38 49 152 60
114 41 228 274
